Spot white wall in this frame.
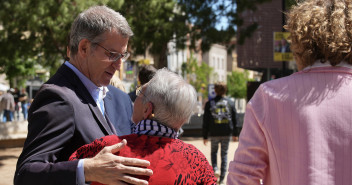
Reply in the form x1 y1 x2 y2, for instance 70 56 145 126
167 41 187 75
206 44 227 83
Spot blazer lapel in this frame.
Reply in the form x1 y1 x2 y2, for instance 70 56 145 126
103 93 117 135
88 103 115 135
105 112 117 135
58 64 115 135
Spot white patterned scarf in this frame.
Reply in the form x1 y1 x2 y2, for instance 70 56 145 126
132 119 179 139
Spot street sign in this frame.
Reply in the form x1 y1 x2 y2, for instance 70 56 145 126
273 32 293 61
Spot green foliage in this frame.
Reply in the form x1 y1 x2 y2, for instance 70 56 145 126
182 54 213 98
121 0 273 68
285 0 298 11
0 0 119 83
227 70 252 98
120 0 187 68
178 0 271 50
2 55 37 87
0 0 270 84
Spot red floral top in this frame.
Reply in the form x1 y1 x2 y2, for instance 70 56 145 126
69 134 217 185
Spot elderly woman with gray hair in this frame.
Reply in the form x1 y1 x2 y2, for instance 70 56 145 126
70 68 217 184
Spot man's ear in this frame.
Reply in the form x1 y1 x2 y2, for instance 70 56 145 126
66 46 71 61
143 102 154 119
77 39 90 58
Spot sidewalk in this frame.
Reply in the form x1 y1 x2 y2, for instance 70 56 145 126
0 120 239 185
0 120 28 185
0 120 28 148
181 137 239 184
0 147 22 185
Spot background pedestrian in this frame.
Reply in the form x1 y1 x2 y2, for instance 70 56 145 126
203 82 238 185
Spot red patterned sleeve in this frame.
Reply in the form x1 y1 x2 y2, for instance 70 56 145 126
197 149 218 184
69 135 121 161
175 140 217 184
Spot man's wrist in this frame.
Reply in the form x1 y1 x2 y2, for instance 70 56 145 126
83 158 95 182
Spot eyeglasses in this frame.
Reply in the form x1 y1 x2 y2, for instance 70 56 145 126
136 86 154 111
136 86 147 98
95 43 130 62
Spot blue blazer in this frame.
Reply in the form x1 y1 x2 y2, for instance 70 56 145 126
105 85 134 136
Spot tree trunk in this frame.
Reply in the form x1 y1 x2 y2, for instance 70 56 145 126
156 44 168 69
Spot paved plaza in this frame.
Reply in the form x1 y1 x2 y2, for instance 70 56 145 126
0 122 239 185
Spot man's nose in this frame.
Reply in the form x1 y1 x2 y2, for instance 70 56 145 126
111 60 121 70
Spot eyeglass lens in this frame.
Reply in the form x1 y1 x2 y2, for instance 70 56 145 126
95 43 129 62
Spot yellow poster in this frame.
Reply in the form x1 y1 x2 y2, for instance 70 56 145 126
273 32 293 61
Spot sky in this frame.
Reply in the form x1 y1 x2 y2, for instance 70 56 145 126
213 0 236 31
216 17 230 30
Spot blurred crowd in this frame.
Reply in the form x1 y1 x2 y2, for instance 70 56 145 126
0 87 31 122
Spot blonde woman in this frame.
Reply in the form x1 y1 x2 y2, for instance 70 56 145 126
228 0 352 184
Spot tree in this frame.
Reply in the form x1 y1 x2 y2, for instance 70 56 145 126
120 0 188 68
0 0 121 84
121 0 273 68
182 54 213 98
124 0 273 68
0 0 272 84
227 70 253 99
1 54 37 87
0 0 180 77
178 0 272 52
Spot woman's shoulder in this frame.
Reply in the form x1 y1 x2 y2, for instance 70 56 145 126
256 73 303 97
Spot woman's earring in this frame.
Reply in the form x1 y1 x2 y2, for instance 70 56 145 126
151 113 155 118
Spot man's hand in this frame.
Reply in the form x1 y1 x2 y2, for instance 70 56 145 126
84 139 153 185
203 139 208 146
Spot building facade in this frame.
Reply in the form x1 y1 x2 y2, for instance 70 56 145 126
202 44 229 83
237 0 296 81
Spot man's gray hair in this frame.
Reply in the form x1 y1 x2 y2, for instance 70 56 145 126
69 5 133 57
143 68 197 130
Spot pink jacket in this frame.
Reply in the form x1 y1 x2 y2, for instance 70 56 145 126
228 66 352 185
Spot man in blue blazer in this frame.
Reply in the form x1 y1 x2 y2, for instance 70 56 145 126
14 6 152 185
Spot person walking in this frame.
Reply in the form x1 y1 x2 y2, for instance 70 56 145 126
0 89 15 122
11 87 20 121
19 88 28 120
202 82 238 184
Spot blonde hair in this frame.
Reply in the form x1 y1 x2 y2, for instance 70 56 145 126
110 75 125 92
285 0 352 68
